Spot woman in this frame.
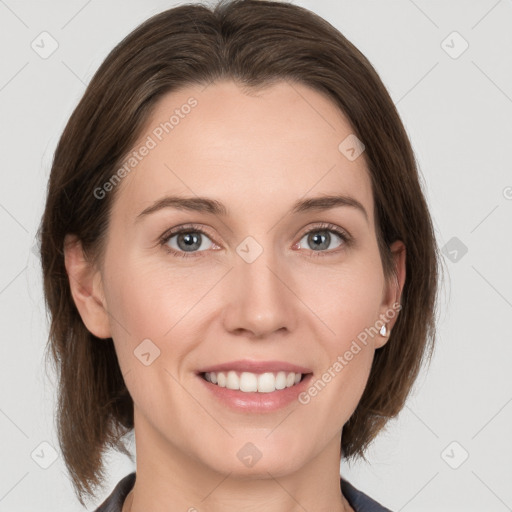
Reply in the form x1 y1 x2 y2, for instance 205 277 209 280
38 0 439 510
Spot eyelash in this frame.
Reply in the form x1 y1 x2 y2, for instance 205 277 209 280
158 222 352 259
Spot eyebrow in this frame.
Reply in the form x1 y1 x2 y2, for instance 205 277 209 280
135 194 369 223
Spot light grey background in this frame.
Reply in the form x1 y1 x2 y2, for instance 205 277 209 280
0 0 511 511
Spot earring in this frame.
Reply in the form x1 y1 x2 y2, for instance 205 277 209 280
379 324 387 337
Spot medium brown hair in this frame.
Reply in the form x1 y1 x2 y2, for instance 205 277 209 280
38 0 439 505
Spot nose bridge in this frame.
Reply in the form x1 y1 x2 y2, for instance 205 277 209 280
224 235 296 336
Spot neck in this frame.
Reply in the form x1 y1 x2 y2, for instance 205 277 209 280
125 409 352 512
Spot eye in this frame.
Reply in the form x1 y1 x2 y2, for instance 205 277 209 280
159 222 351 259
159 224 216 258
295 223 351 257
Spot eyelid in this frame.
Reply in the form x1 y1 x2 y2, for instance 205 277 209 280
158 221 353 258
297 222 351 243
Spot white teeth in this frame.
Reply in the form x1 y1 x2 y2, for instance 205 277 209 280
239 372 258 392
226 370 239 390
217 372 226 387
203 370 304 393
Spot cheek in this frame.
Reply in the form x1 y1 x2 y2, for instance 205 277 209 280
295 256 384 340
298 269 379 424
295 256 383 399
102 258 203 408
105 255 205 336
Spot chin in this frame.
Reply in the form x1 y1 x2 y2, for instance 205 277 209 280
200 437 308 478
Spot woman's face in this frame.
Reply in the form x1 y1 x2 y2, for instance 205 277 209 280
70 79 404 479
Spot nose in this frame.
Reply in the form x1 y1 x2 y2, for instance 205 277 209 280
222 246 298 338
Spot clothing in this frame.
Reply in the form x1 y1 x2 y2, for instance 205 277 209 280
94 471 392 512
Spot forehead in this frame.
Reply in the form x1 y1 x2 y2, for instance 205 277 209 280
112 80 373 225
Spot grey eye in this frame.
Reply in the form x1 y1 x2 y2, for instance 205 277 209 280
167 231 213 253
298 230 344 252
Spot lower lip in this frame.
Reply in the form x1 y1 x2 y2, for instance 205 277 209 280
197 373 314 413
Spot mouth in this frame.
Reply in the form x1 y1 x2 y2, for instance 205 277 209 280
198 370 312 393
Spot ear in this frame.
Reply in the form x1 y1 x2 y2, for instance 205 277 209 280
63 234 111 339
375 239 406 349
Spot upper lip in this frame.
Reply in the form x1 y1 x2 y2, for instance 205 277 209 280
196 359 313 375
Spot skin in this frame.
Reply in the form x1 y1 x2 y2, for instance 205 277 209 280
64 79 406 512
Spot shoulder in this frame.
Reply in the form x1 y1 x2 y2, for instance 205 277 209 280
94 472 136 512
341 477 393 512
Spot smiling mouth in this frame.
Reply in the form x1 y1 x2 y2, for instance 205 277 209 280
199 370 311 393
